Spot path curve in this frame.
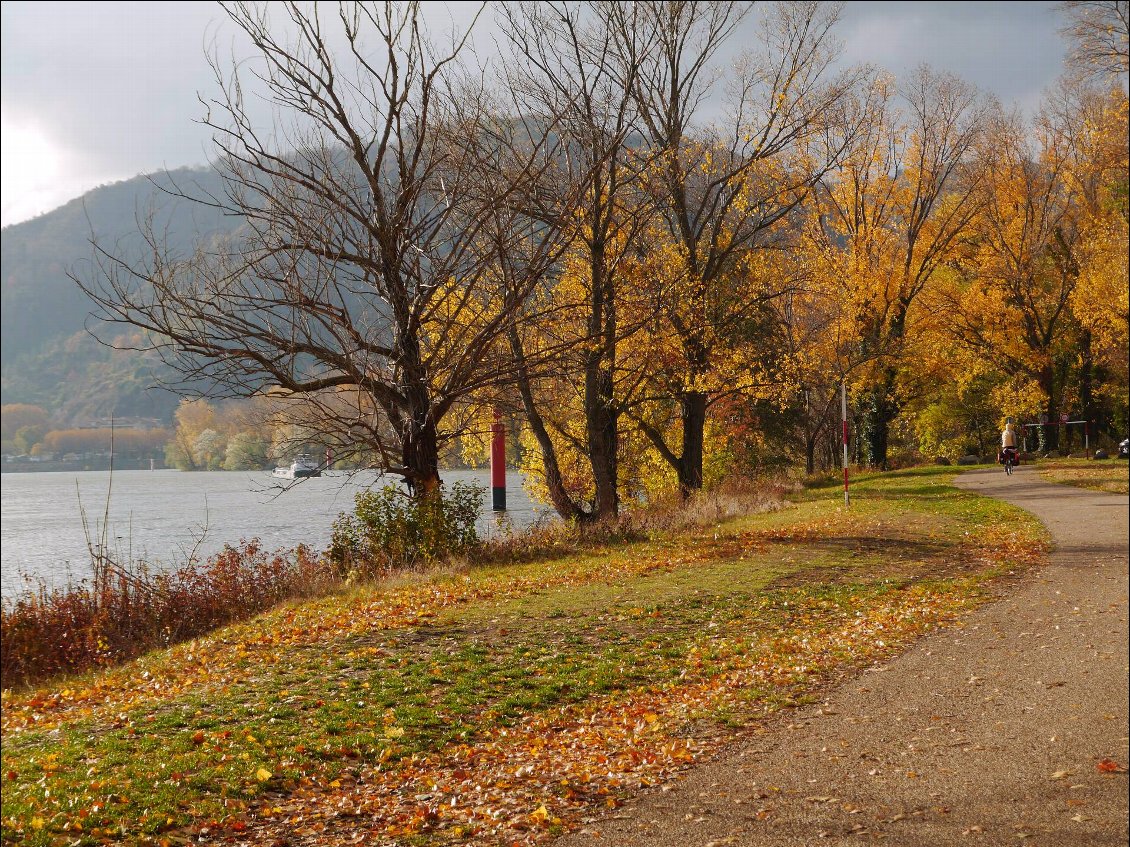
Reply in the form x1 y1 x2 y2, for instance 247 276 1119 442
556 465 1129 846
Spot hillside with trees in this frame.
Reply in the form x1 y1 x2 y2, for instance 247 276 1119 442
1 166 236 426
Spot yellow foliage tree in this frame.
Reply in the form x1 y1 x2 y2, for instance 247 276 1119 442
941 82 1128 450
809 68 987 467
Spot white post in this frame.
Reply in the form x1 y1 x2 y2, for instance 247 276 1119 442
842 382 849 507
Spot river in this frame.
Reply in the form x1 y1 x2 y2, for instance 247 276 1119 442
0 469 548 599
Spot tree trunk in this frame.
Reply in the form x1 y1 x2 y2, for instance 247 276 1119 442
508 326 590 523
860 378 898 470
861 409 890 469
678 390 707 497
802 389 816 475
1036 364 1060 452
400 408 441 496
1080 329 1095 436
584 362 619 519
583 239 619 521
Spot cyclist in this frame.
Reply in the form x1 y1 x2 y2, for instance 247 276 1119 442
1000 417 1020 473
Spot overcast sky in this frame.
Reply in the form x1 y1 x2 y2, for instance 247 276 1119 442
0 1 1071 229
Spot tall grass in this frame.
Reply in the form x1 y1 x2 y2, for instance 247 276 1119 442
0 541 332 688
473 476 791 562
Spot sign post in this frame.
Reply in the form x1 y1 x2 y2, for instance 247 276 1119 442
842 382 850 507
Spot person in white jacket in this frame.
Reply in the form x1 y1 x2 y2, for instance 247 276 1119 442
1001 418 1019 449
1000 417 1020 466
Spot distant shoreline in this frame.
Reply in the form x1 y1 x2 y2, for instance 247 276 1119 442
1 461 488 475
1 459 164 473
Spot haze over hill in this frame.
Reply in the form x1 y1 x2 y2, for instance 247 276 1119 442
1 167 237 426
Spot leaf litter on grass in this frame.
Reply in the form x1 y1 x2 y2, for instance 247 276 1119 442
1 469 1049 846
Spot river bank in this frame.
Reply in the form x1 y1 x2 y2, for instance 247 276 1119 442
1 469 544 599
0 468 1050 846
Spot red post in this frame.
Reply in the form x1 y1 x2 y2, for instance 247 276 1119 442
491 410 506 511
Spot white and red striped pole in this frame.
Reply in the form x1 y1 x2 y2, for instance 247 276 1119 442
491 410 506 511
842 382 850 507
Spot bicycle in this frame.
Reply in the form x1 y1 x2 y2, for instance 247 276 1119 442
1002 448 1017 475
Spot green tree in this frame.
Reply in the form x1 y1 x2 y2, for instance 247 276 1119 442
13 424 45 455
192 428 226 471
223 431 270 471
1 404 50 444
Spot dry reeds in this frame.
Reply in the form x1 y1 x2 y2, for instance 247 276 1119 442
1 541 331 689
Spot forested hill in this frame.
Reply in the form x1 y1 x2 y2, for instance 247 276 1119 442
1 166 235 425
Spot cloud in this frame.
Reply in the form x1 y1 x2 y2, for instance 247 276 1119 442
0 0 1072 227
2 2 222 187
837 1 1066 112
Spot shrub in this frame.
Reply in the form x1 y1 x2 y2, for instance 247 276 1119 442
0 541 332 689
329 482 484 578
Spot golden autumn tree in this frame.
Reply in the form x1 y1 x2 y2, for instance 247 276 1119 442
611 0 866 494
496 0 661 521
622 217 797 483
770 239 879 473
1065 85 1129 440
939 83 1126 451
808 68 987 468
1060 0 1130 85
505 221 658 517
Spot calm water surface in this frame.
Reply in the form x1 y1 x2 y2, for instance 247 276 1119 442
1 469 546 599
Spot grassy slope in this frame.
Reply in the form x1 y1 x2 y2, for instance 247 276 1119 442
1036 458 1130 494
0 467 1049 846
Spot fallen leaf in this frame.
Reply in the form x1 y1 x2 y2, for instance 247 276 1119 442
1096 758 1126 773
255 768 272 782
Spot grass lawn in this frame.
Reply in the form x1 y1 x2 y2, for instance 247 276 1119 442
1036 457 1130 494
0 467 1049 846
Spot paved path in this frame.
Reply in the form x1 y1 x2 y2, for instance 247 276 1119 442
556 466 1129 846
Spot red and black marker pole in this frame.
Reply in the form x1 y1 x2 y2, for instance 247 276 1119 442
491 411 506 511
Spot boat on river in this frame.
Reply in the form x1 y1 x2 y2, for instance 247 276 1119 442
272 454 321 479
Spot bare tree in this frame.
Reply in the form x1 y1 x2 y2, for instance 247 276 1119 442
497 1 658 521
1060 0 1129 84
76 1 582 496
